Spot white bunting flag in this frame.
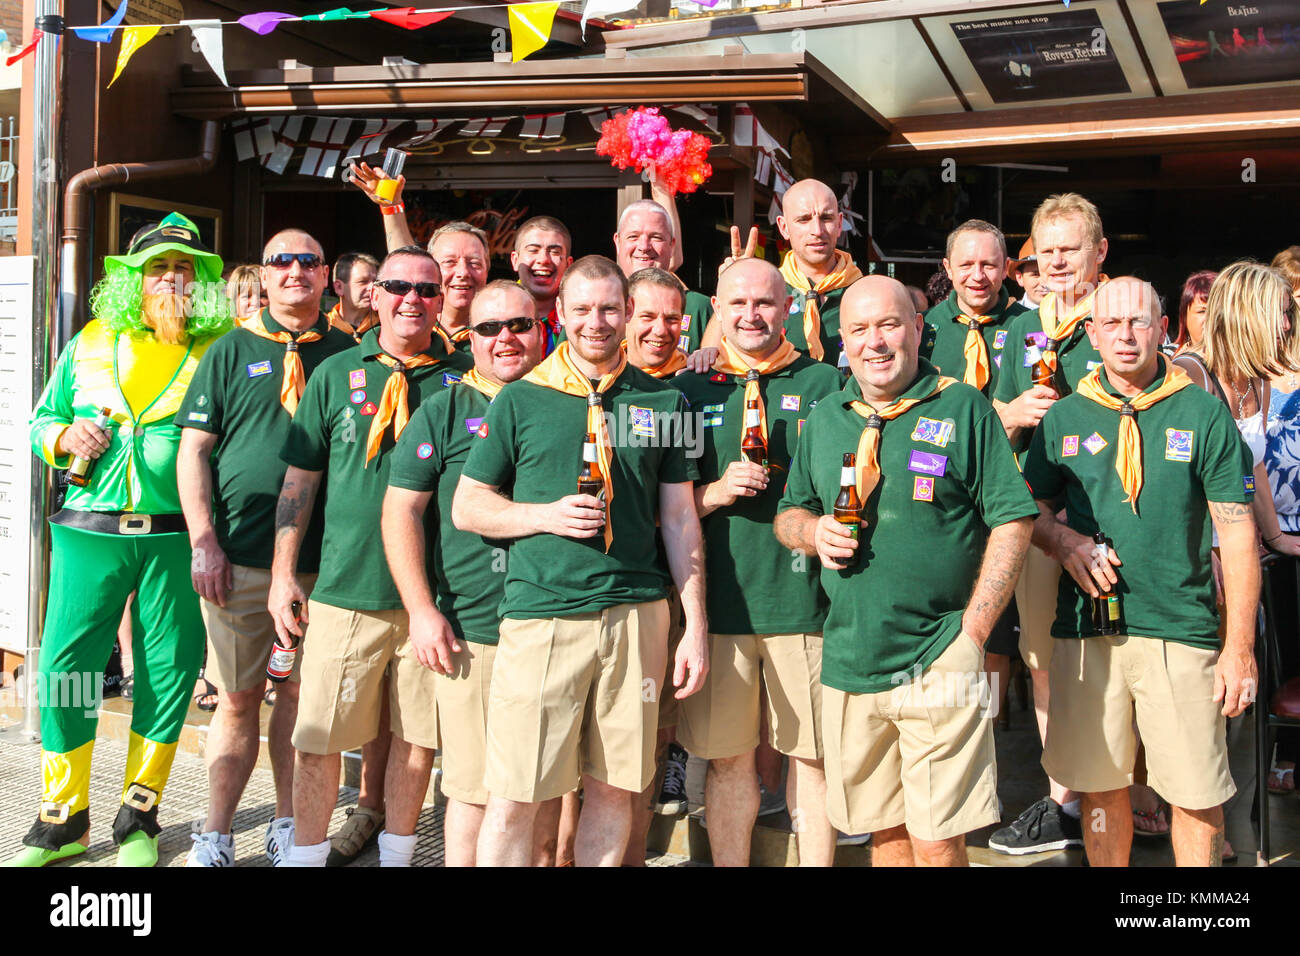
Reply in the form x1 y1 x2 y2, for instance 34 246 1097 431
459 117 508 138
520 113 564 139
181 20 228 87
580 0 639 37
299 117 354 178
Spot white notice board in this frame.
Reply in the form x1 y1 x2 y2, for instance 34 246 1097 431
0 256 33 654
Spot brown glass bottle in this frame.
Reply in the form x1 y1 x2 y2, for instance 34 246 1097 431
578 431 604 499
833 453 862 560
1090 531 1122 635
66 407 114 488
1027 336 1058 389
741 398 767 468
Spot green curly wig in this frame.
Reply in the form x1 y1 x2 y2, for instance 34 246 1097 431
89 266 233 337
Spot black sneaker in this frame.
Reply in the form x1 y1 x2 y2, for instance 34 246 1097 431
653 743 688 815
987 797 1083 855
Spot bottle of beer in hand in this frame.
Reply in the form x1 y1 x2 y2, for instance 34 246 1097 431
1090 531 1121 635
267 600 303 683
833 453 862 562
578 431 604 500
741 398 767 469
67 407 114 488
1026 336 1057 389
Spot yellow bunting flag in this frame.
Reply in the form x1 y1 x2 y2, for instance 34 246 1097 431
109 24 161 87
509 1 559 62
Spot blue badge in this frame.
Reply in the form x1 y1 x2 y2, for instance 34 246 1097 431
247 360 273 378
350 389 365 404
629 405 655 438
442 373 463 387
993 330 1008 350
910 417 954 448
1244 474 1256 494
465 417 484 435
416 442 433 459
1165 428 1194 462
907 450 948 477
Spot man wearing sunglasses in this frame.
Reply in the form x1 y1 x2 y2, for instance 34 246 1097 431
176 229 353 867
383 280 546 865
271 246 471 867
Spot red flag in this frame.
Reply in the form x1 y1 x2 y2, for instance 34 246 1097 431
6 28 42 67
369 7 453 29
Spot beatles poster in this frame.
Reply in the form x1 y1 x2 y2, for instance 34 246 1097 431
1158 0 1300 89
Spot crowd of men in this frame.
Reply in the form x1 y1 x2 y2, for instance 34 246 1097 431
7 173 1260 869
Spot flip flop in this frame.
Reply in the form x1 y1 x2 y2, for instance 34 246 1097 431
194 677 218 713
1268 766 1295 795
1132 806 1170 837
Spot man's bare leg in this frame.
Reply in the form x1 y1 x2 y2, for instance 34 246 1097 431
268 681 299 819
788 756 834 866
911 834 967 867
623 726 673 866
202 685 264 833
557 790 580 865
359 728 391 813
444 799 487 867
1170 804 1224 867
1081 788 1132 867
870 824 914 867
531 795 563 866
383 736 435 836
478 795 539 867
575 775 632 867
704 750 759 867
293 751 341 847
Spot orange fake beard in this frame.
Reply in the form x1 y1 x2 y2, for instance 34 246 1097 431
141 292 190 344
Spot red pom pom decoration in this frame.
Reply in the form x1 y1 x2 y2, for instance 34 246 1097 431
595 106 713 196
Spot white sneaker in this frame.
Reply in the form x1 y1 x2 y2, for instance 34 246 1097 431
186 829 234 867
265 817 295 867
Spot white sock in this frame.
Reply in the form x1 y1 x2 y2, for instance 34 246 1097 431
378 830 417 867
1061 799 1082 819
282 838 330 867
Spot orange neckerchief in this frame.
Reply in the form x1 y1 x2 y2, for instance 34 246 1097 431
849 376 958 502
364 346 448 466
326 303 379 342
240 311 325 415
443 324 472 345
461 367 504 400
778 250 863 362
623 341 688 379
523 342 628 552
955 313 999 391
1037 277 1109 374
1074 356 1193 514
713 336 800 453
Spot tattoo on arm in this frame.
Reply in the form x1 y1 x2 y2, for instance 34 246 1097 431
1208 501 1250 525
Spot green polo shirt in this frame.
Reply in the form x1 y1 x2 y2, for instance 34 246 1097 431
1021 362 1254 649
280 329 472 610
782 285 849 367
922 289 1027 398
462 364 698 619
388 383 504 645
681 290 713 355
174 310 353 571
672 355 841 634
779 361 1037 693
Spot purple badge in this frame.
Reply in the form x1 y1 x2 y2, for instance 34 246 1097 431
907 450 948 477
465 417 485 435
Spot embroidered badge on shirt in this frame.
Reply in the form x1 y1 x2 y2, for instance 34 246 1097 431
477 422 489 438
465 417 484 435
781 395 801 411
1063 435 1080 457
1086 361 1102 371
416 442 433 459
360 402 378 416
442 373 462 387
678 335 691 352
710 373 727 383
913 476 935 502
1083 432 1108 456
993 330 1008 350
629 405 656 438
1165 429 1194 462
196 394 208 407
247 360 273 378
681 315 692 330
187 412 208 423
349 369 366 389
350 389 366 405
911 417 954 448
1244 474 1256 494
908 450 948 477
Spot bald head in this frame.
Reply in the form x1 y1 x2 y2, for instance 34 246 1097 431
467 279 545 385
1094 276 1161 324
839 276 925 403
262 229 323 262
1086 276 1167 385
260 229 327 322
713 257 792 360
470 280 535 324
777 179 843 276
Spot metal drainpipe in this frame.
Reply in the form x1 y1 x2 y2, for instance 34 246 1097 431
60 118 221 332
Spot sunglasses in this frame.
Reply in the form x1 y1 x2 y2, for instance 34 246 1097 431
264 252 324 269
470 316 538 337
374 278 442 299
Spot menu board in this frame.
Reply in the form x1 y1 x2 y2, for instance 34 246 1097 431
0 256 33 654
951 7 1131 104
1158 0 1300 89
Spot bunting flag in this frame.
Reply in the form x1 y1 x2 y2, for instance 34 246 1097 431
304 7 358 21
584 106 624 133
298 117 353 177
5 28 41 66
263 115 305 174
520 113 564 139
343 118 405 164
673 103 719 132
182 19 228 86
508 1 559 62
108 24 161 87
238 11 295 34
231 116 278 161
396 118 455 149
459 116 508 137
370 7 454 29
73 0 128 42
580 0 638 37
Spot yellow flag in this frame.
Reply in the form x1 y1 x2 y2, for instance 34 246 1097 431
109 25 161 87
508 2 559 62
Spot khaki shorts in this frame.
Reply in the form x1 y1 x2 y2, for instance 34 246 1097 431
1015 544 1062 671
677 633 823 761
435 641 496 806
484 600 668 803
823 633 999 841
202 566 317 693
292 601 438 755
658 588 685 730
1042 635 1235 810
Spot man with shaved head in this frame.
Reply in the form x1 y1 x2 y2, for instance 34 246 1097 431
776 275 1035 866
177 228 354 866
1021 277 1258 867
671 257 842 866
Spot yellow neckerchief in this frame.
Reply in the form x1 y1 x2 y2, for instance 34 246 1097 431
778 250 864 362
523 342 628 552
713 335 800 454
241 310 325 415
461 367 504 400
326 302 379 342
849 376 958 502
622 340 687 379
954 312 999 391
364 341 450 466
1037 276 1109 374
1074 356 1193 514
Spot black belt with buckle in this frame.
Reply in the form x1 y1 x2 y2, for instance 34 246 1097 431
50 509 188 536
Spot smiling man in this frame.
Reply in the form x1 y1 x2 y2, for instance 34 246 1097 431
614 200 713 355
511 216 572 354
625 267 688 378
270 246 471 867
452 255 709 867
430 222 491 350
775 275 1034 867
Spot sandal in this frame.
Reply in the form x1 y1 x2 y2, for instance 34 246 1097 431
1268 765 1295 795
1132 806 1170 837
194 677 218 713
263 687 277 707
1222 839 1238 864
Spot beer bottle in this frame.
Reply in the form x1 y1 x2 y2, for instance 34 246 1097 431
267 600 303 683
578 430 604 499
833 453 862 560
1027 336 1058 389
66 407 114 488
1090 531 1122 635
741 398 767 469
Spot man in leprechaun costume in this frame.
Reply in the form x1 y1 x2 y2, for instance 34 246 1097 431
7 213 230 867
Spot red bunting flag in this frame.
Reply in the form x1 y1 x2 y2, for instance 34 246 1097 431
369 7 453 29
6 28 42 66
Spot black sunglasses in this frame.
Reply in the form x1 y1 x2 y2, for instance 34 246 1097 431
374 278 442 299
470 316 537 337
264 252 324 269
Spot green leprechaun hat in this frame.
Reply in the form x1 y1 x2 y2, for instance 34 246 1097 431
103 212 224 285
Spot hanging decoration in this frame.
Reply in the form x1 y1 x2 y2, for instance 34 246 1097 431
5 27 41 66
508 1 560 62
579 0 638 38
371 7 454 29
238 11 295 34
108 24 161 87
183 20 228 86
595 106 713 195
72 0 129 42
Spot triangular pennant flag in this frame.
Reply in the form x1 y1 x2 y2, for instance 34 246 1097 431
238 11 295 34
181 20 227 87
73 0 129 42
508 2 559 62
5 28 41 66
580 0 638 37
109 24 160 87
304 7 355 21
370 7 454 29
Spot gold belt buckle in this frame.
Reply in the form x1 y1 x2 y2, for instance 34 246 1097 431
123 783 158 812
39 801 69 824
119 514 151 535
